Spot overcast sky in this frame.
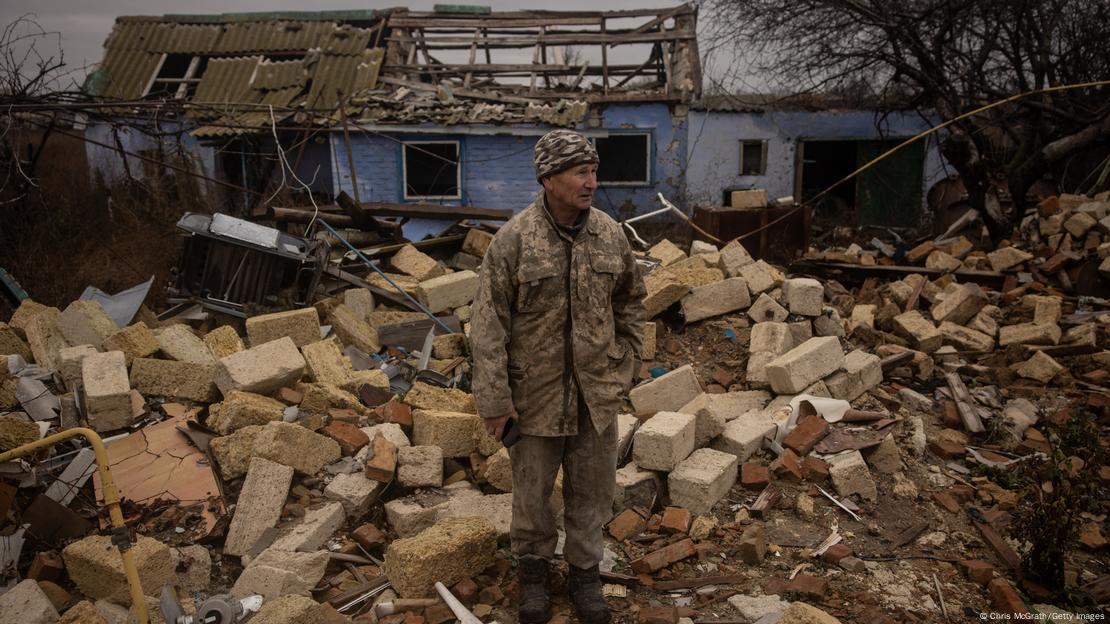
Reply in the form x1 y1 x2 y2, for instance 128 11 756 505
1 0 743 91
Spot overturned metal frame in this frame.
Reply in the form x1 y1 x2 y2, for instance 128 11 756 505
167 212 326 317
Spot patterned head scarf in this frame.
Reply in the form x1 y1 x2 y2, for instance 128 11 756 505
533 129 599 182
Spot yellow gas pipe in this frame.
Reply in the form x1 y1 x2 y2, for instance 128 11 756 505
0 428 150 624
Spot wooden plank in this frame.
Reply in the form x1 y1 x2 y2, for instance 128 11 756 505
276 197 513 222
386 30 695 48
892 521 930 547
652 574 746 591
629 537 697 575
944 373 985 434
378 316 463 350
789 260 1006 288
974 520 1022 573
749 485 781 519
377 75 539 105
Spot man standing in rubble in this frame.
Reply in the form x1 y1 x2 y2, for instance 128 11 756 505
471 129 646 624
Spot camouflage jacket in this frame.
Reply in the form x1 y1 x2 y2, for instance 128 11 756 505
471 192 646 436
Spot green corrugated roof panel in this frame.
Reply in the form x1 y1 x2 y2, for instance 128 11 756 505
163 10 377 23
193 56 261 103
433 4 492 14
254 59 309 90
209 21 370 55
306 49 383 110
89 47 162 98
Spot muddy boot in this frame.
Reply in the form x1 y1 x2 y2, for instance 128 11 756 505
517 556 551 624
568 564 610 624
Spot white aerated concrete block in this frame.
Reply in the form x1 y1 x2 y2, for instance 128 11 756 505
215 337 306 397
765 336 845 395
749 322 793 355
782 278 823 316
680 278 751 323
631 411 696 471
711 410 776 461
629 364 702 415
668 448 738 515
827 450 877 501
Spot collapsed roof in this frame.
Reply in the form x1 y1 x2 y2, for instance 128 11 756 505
84 4 702 136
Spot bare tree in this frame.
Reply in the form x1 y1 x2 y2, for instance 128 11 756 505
0 15 68 98
700 0 1110 241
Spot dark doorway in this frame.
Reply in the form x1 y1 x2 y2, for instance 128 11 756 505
798 139 924 228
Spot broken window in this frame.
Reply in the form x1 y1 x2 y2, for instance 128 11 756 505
595 132 651 185
739 140 768 176
144 54 205 99
403 141 460 200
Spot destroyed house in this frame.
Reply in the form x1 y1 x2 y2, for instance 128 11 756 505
686 94 949 229
82 5 702 221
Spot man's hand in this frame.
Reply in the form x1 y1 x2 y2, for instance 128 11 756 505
483 411 515 439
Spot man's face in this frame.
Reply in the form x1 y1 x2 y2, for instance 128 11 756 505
542 163 598 212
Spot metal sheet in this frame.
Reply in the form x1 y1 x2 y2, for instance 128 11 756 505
210 213 280 249
308 49 383 110
193 56 260 103
88 47 162 99
254 59 308 90
79 277 153 328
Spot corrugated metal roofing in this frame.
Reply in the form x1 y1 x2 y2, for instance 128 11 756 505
254 59 309 90
209 21 371 55
105 22 221 53
163 10 378 23
306 49 384 110
193 57 260 103
88 47 163 99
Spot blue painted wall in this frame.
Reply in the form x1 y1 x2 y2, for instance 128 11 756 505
85 121 217 195
331 103 686 220
594 103 687 221
684 109 949 216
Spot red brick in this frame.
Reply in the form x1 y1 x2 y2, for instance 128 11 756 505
947 485 975 503
932 491 961 514
274 387 303 405
783 415 830 456
771 448 803 482
27 551 64 582
988 579 1028 615
451 578 479 607
706 384 727 394
630 538 697 574
352 523 386 550
328 408 361 423
711 370 735 388
763 577 787 596
802 456 829 482
403 614 425 624
660 507 691 534
1037 196 1059 217
422 604 454 624
608 509 647 541
821 543 852 565
478 584 504 605
322 420 370 456
638 606 679 624
941 401 961 428
959 560 995 586
928 439 965 459
382 399 413 428
741 463 770 490
785 574 828 600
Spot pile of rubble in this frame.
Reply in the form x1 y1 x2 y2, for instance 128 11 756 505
0 204 1107 624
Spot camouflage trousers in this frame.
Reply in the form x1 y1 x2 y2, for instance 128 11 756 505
508 403 616 569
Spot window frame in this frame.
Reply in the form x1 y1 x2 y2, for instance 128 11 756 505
401 139 462 201
594 130 653 187
738 139 768 176
143 54 203 100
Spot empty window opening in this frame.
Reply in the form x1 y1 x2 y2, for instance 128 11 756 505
595 133 650 185
145 55 205 99
739 140 767 175
403 141 460 200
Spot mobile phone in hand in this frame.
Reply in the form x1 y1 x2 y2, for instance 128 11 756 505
500 417 521 448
